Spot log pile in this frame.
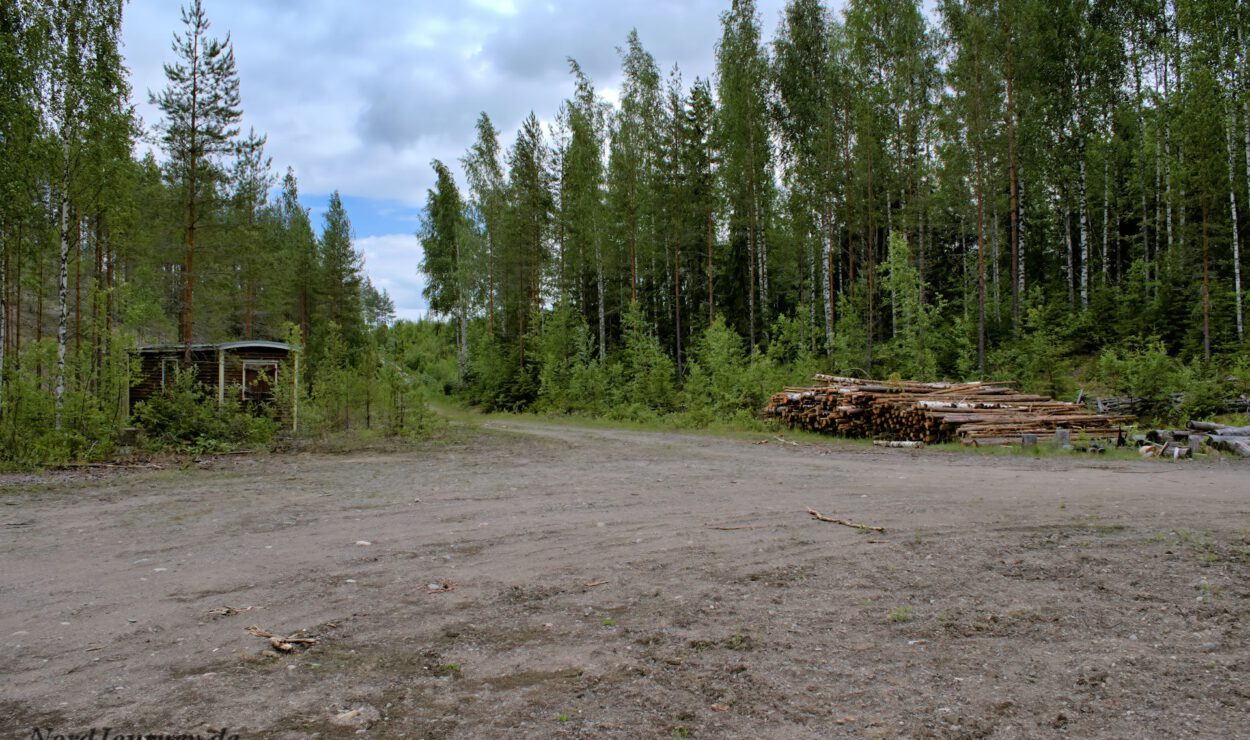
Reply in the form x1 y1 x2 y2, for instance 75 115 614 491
1188 420 1250 458
1091 393 1250 416
764 375 1131 447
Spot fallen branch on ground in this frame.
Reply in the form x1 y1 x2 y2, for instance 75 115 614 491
246 625 319 653
807 508 885 533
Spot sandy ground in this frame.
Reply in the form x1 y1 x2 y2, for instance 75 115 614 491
2 419 1249 739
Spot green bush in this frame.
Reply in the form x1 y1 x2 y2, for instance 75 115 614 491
133 367 276 451
1096 339 1187 422
617 302 676 413
0 338 127 467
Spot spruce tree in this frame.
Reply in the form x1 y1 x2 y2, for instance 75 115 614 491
319 191 365 354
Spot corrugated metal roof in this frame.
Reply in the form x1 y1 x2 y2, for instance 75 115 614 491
136 340 293 353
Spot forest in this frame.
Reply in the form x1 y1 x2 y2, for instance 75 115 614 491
0 0 437 465
419 0 1250 426
1 0 1249 466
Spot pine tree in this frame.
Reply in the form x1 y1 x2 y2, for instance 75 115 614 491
150 0 242 354
226 129 273 340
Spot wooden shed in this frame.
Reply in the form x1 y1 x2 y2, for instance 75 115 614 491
129 340 296 415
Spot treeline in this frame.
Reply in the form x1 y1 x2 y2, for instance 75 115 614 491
421 0 1250 418
0 0 412 463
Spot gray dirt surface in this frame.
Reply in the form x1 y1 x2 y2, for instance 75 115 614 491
2 419 1249 738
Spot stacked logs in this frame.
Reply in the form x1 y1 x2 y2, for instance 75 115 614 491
1188 421 1250 457
764 375 1131 446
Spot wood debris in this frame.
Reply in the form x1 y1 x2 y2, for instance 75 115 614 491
1188 421 1250 457
583 580 610 588
206 605 254 618
246 625 319 654
807 509 885 533
764 375 1130 447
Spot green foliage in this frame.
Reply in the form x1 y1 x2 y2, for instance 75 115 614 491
133 367 275 451
989 307 1074 398
0 338 131 468
682 315 748 424
829 285 870 376
615 303 676 417
534 302 603 415
1097 339 1188 422
876 233 939 379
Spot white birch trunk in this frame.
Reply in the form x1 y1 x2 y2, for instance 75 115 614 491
56 149 71 430
1079 154 1090 308
1065 198 1075 308
1102 151 1110 279
821 211 834 352
1017 165 1025 304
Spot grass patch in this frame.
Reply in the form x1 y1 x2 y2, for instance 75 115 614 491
888 605 914 623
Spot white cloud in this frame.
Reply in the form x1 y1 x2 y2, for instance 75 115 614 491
123 0 794 212
356 233 427 322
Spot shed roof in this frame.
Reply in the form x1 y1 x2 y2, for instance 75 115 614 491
136 340 293 354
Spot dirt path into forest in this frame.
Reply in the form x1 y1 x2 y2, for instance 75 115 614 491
2 419 1249 738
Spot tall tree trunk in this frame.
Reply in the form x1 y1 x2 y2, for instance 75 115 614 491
865 161 876 371
487 232 495 335
93 216 103 389
747 223 757 351
1242 26 1250 342
991 198 1001 322
975 153 987 378
1102 148 1110 280
673 237 682 376
629 211 637 305
1202 200 1211 360
182 159 198 359
1018 159 1026 307
1137 47 1150 278
1079 149 1090 308
1164 47 1174 256
75 215 82 357
56 151 71 430
1065 196 1075 308
1228 103 1244 340
757 205 768 338
822 200 835 353
1154 66 1162 287
596 236 606 359
1007 72 1020 327
705 212 714 326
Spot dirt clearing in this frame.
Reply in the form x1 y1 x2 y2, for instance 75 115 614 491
2 420 1249 738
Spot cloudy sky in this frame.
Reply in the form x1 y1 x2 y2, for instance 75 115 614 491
122 0 803 321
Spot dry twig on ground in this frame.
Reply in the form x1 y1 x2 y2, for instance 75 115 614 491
807 508 885 533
